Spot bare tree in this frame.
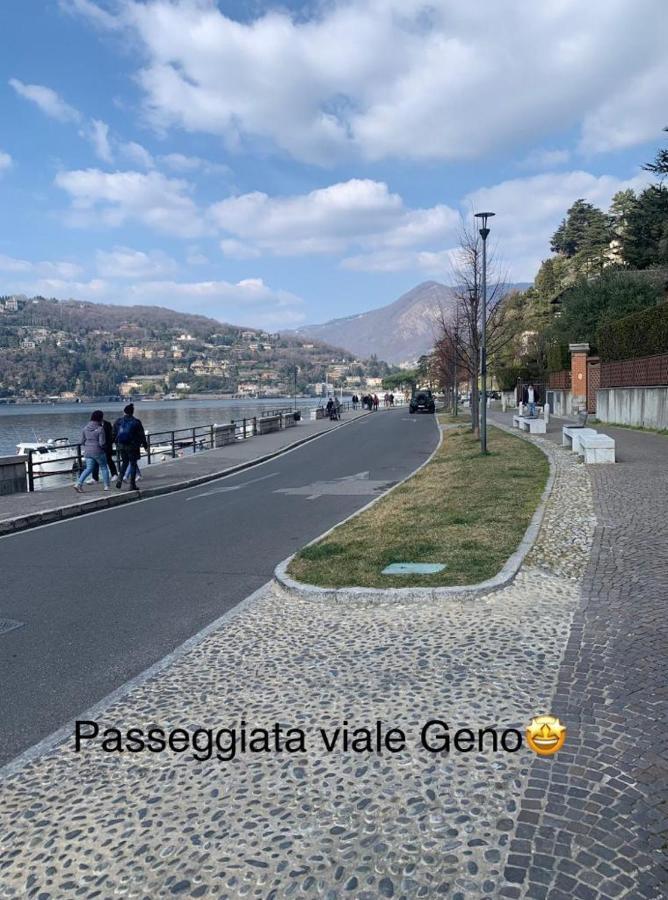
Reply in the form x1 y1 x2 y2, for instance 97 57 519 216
434 217 515 435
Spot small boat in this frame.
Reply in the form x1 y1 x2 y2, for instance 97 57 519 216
15 438 78 475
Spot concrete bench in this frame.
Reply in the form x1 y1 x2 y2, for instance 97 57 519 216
580 433 615 464
513 414 546 434
562 426 598 453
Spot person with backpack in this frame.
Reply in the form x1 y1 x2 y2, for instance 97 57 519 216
73 410 110 493
113 403 148 490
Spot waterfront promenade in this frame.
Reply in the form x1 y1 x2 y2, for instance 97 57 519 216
0 408 371 535
1 412 666 898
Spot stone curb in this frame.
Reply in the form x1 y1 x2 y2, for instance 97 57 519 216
0 413 372 538
273 420 557 604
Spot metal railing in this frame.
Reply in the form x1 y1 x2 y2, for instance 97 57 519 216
25 442 83 492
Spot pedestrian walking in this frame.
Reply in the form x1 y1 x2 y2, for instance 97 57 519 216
113 403 148 490
73 410 110 493
373 393 379 411
90 415 118 483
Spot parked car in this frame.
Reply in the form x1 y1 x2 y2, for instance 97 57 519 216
409 392 436 414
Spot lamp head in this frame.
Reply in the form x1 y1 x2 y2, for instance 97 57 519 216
474 211 495 239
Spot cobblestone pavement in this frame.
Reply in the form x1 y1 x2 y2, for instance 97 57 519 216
0 432 593 899
496 424 668 900
1 426 664 898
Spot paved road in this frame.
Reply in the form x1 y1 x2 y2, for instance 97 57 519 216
0 409 438 765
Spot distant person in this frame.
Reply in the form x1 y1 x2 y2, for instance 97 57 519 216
352 394 359 410
113 403 148 490
523 383 539 417
373 393 379 411
74 410 110 493
326 397 334 419
334 397 341 419
389 393 395 407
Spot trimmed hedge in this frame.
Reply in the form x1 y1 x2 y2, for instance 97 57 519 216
598 301 668 362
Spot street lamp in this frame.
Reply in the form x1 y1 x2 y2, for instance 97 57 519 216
474 211 495 453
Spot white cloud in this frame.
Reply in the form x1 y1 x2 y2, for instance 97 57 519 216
0 150 12 173
120 141 155 169
342 248 457 275
159 153 230 176
58 0 121 31
518 148 571 171
210 179 458 257
96 246 178 278
464 169 651 280
186 246 209 266
579 58 668 154
0 254 32 273
0 255 83 278
68 0 667 166
55 168 205 238
83 119 114 163
9 77 81 123
220 239 261 260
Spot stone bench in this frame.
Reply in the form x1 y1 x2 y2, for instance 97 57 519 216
562 426 598 453
579 433 615 464
512 414 546 434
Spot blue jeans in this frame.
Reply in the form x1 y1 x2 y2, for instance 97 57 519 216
78 453 110 487
529 401 536 417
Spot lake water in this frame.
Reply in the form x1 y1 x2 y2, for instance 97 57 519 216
0 398 333 457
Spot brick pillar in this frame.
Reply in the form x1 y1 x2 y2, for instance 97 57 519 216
569 342 590 413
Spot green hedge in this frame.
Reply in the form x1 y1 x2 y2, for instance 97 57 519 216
598 301 668 362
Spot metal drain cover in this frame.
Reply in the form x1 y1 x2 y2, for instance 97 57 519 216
0 619 24 636
382 563 447 575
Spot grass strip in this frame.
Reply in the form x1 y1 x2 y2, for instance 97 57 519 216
287 424 549 589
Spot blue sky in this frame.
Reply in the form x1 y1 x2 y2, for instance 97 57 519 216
0 0 665 329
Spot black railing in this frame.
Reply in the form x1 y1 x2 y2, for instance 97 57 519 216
24 442 83 491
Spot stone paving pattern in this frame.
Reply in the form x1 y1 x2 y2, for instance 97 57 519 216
1 431 592 899
0 420 666 898
492 421 668 900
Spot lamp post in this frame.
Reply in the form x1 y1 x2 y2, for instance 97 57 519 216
474 211 495 454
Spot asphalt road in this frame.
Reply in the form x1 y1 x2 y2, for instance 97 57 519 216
0 409 438 765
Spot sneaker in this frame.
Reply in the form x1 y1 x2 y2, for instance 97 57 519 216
73 484 84 493
103 486 110 492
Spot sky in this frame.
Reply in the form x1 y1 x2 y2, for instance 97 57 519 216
0 0 665 330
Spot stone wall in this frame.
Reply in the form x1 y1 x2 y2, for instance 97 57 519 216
546 389 573 418
0 456 27 495
597 386 668 430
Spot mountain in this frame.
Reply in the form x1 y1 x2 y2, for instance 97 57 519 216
292 281 531 365
0 295 391 400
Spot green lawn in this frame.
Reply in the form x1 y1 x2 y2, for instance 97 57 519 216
287 424 549 589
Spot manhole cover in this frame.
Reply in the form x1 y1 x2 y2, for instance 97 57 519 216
382 563 447 575
0 619 24 636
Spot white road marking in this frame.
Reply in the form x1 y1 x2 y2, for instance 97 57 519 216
274 471 392 501
187 471 279 500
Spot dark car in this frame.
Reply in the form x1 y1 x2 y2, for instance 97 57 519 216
409 391 436 414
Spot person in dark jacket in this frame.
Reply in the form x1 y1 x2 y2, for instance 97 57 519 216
74 410 110 493
113 403 148 490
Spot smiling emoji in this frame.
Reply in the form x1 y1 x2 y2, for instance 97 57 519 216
526 715 567 756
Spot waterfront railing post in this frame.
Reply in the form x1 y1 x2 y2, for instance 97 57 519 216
171 431 176 459
210 424 214 450
76 443 83 479
192 427 197 454
146 434 152 465
27 450 35 492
